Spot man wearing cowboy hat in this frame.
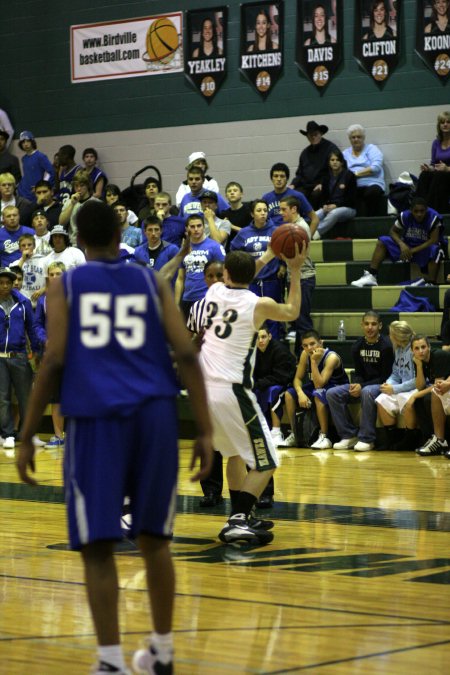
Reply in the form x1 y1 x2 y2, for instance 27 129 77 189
291 120 339 209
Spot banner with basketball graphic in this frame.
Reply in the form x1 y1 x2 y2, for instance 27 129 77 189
185 7 228 101
353 0 400 87
71 13 183 82
239 2 284 99
296 0 343 92
415 0 450 83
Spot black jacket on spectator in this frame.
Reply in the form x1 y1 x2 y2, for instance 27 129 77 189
319 169 357 209
292 138 339 191
0 150 21 183
254 339 296 390
15 196 35 228
351 334 394 387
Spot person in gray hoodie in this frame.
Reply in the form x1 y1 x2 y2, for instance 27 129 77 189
375 320 418 450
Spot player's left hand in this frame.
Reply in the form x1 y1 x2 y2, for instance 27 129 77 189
16 439 38 486
190 434 214 482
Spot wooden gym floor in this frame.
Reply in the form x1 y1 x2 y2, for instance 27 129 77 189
1 441 450 674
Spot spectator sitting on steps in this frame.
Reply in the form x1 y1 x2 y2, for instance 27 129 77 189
351 198 445 288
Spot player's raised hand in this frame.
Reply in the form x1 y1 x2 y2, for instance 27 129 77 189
281 241 307 270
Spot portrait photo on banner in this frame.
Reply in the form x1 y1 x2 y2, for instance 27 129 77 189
303 1 337 46
416 0 450 81
355 0 399 85
296 1 342 91
185 7 227 100
240 2 283 98
244 3 280 52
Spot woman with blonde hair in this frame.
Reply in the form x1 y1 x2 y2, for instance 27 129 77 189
375 321 420 450
417 110 450 214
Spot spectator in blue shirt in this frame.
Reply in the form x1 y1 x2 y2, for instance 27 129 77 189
113 202 143 249
0 205 34 268
262 162 319 234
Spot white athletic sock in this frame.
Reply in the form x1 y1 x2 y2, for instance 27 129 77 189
98 645 125 670
150 631 174 665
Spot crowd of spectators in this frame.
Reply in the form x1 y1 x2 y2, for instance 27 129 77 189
0 109 449 460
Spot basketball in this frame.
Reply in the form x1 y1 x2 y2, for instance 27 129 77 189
270 224 309 259
145 18 179 64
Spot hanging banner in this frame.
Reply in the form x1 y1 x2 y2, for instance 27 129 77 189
296 1 343 92
185 7 227 101
354 1 399 86
239 2 284 98
71 13 183 83
416 0 450 82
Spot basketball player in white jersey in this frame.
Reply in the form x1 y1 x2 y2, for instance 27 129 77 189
199 244 306 545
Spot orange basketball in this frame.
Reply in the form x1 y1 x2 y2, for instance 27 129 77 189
145 17 179 64
270 224 309 259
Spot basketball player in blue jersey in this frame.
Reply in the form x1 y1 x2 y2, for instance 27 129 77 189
17 201 213 675
199 244 307 545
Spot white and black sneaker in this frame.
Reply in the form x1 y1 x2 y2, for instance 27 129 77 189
351 270 378 287
132 644 173 674
248 506 274 531
219 514 274 545
416 435 448 456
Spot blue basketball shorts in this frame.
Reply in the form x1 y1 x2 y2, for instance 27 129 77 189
63 397 178 550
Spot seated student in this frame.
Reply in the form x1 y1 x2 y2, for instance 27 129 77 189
410 335 450 456
113 201 143 248
175 151 219 207
254 324 297 447
82 147 108 200
134 216 180 284
153 191 186 247
375 320 418 450
417 380 450 459
33 261 66 449
0 172 35 227
59 169 102 245
105 183 139 226
137 176 160 223
179 166 228 219
352 197 445 287
33 180 62 228
29 208 53 257
13 234 47 307
0 204 35 268
42 225 86 275
281 330 349 449
313 150 357 241
200 190 231 245
327 310 394 452
262 162 319 232
219 181 252 249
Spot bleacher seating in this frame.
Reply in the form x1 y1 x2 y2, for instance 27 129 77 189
309 213 449 371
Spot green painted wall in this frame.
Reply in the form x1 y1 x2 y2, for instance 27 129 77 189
0 0 446 138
